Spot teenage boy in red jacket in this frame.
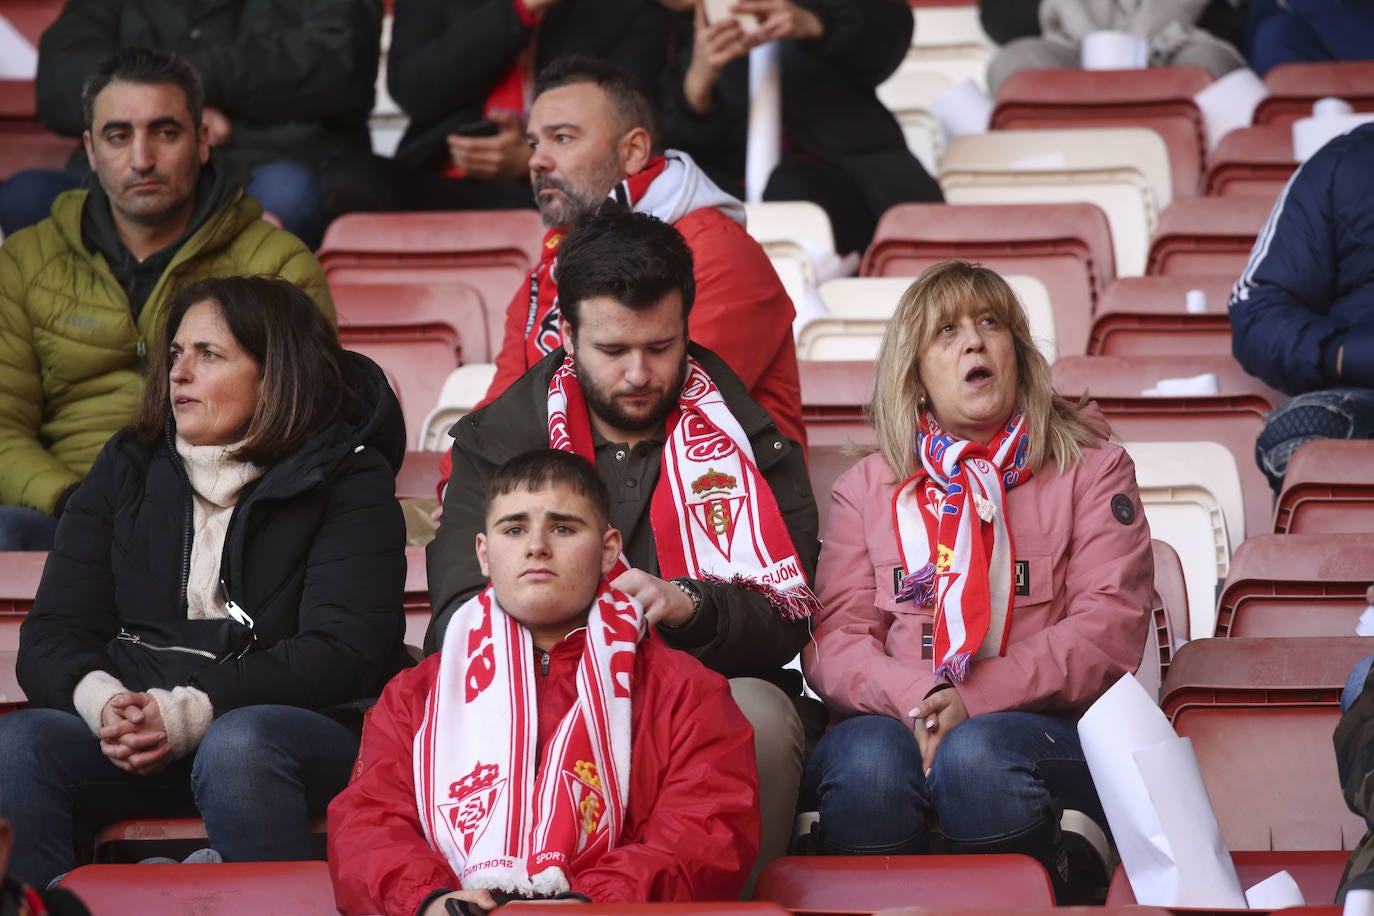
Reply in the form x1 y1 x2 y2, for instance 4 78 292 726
328 449 759 916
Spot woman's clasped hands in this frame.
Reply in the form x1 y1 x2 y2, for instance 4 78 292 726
99 692 172 776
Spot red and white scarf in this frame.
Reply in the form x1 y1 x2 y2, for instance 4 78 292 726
414 581 643 894
892 412 1032 682
521 151 746 369
547 355 818 621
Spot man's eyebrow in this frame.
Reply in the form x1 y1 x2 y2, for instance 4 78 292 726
98 119 133 133
546 511 588 526
490 511 531 526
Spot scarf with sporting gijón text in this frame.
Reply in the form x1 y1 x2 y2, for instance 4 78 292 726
892 412 1032 683
415 580 643 894
547 355 819 622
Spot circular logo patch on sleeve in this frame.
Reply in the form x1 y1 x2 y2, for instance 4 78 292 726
1111 493 1136 525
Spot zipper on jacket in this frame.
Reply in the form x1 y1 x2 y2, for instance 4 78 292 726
539 651 550 676
116 629 218 660
165 423 194 610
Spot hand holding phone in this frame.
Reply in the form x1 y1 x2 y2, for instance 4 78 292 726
702 0 758 33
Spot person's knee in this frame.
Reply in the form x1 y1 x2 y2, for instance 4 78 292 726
729 678 803 767
191 706 292 790
810 715 922 796
0 506 60 551
248 161 325 245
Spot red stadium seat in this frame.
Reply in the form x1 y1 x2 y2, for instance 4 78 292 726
1159 636 1371 851
317 210 543 353
0 0 64 44
1273 440 1374 535
1089 274 1237 356
1106 849 1350 906
0 79 79 181
504 906 793 916
1203 124 1297 198
1253 61 1374 128
878 908 1172 916
396 451 442 501
991 66 1212 198
92 817 326 864
337 324 462 449
1146 196 1273 278
1140 540 1185 698
1051 355 1279 539
332 280 492 364
798 359 876 450
403 543 430 649
863 202 1114 356
59 862 336 916
754 854 1055 914
1214 533 1374 638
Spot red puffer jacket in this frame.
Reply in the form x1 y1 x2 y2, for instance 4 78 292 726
327 630 760 916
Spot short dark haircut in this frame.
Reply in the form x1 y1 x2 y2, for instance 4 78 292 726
535 55 661 153
82 47 204 131
132 276 348 464
483 449 610 529
554 207 695 335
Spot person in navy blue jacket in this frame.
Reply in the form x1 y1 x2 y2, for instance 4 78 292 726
1229 122 1374 491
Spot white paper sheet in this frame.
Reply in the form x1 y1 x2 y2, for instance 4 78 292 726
1078 675 1248 908
0 15 38 79
1244 870 1306 909
744 41 781 204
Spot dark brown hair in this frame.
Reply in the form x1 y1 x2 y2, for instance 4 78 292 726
535 55 660 153
82 47 204 131
484 449 610 529
133 276 347 464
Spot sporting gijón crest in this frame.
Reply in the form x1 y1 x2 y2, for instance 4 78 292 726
688 467 745 560
442 761 506 855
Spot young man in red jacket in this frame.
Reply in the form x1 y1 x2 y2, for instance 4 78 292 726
329 450 759 916
434 56 804 495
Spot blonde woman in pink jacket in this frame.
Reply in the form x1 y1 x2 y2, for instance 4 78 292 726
799 260 1152 901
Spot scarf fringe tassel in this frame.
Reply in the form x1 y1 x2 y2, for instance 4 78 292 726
701 573 820 622
935 652 972 684
894 562 937 607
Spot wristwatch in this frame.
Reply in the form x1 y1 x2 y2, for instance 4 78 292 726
669 577 702 617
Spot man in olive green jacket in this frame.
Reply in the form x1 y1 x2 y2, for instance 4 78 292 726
0 48 332 549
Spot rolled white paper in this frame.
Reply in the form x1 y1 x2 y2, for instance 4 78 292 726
1293 109 1374 163
1345 888 1374 916
1141 373 1221 396
0 15 37 79
930 78 993 142
1081 30 1149 70
744 41 782 204
1193 68 1269 152
1244 870 1306 909
1186 289 1208 314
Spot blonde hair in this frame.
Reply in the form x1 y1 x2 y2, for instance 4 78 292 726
870 260 1106 478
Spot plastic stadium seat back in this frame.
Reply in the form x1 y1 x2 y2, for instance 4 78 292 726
1273 440 1374 535
1051 355 1281 539
1214 533 1374 638
60 862 336 915
753 854 1054 914
396 451 441 501
1091 274 1236 356
503 906 793 916
337 325 462 449
0 0 64 44
1105 849 1350 905
0 80 78 181
938 127 1172 277
1254 62 1374 128
808 444 865 534
418 363 499 452
992 65 1212 198
1159 636 1371 851
1204 124 1297 198
1146 196 1274 278
317 210 543 339
332 281 491 364
797 359 876 450
92 818 327 865
403 544 430 648
881 908 1172 916
1126 443 1241 640
862 202 1112 355
1149 539 1186 677
0 550 45 615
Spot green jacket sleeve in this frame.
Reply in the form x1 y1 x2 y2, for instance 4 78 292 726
0 244 82 512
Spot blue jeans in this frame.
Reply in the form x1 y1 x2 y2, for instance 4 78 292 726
0 705 359 887
1255 387 1374 491
0 161 324 248
0 505 60 551
1345 655 1374 714
801 714 1108 882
